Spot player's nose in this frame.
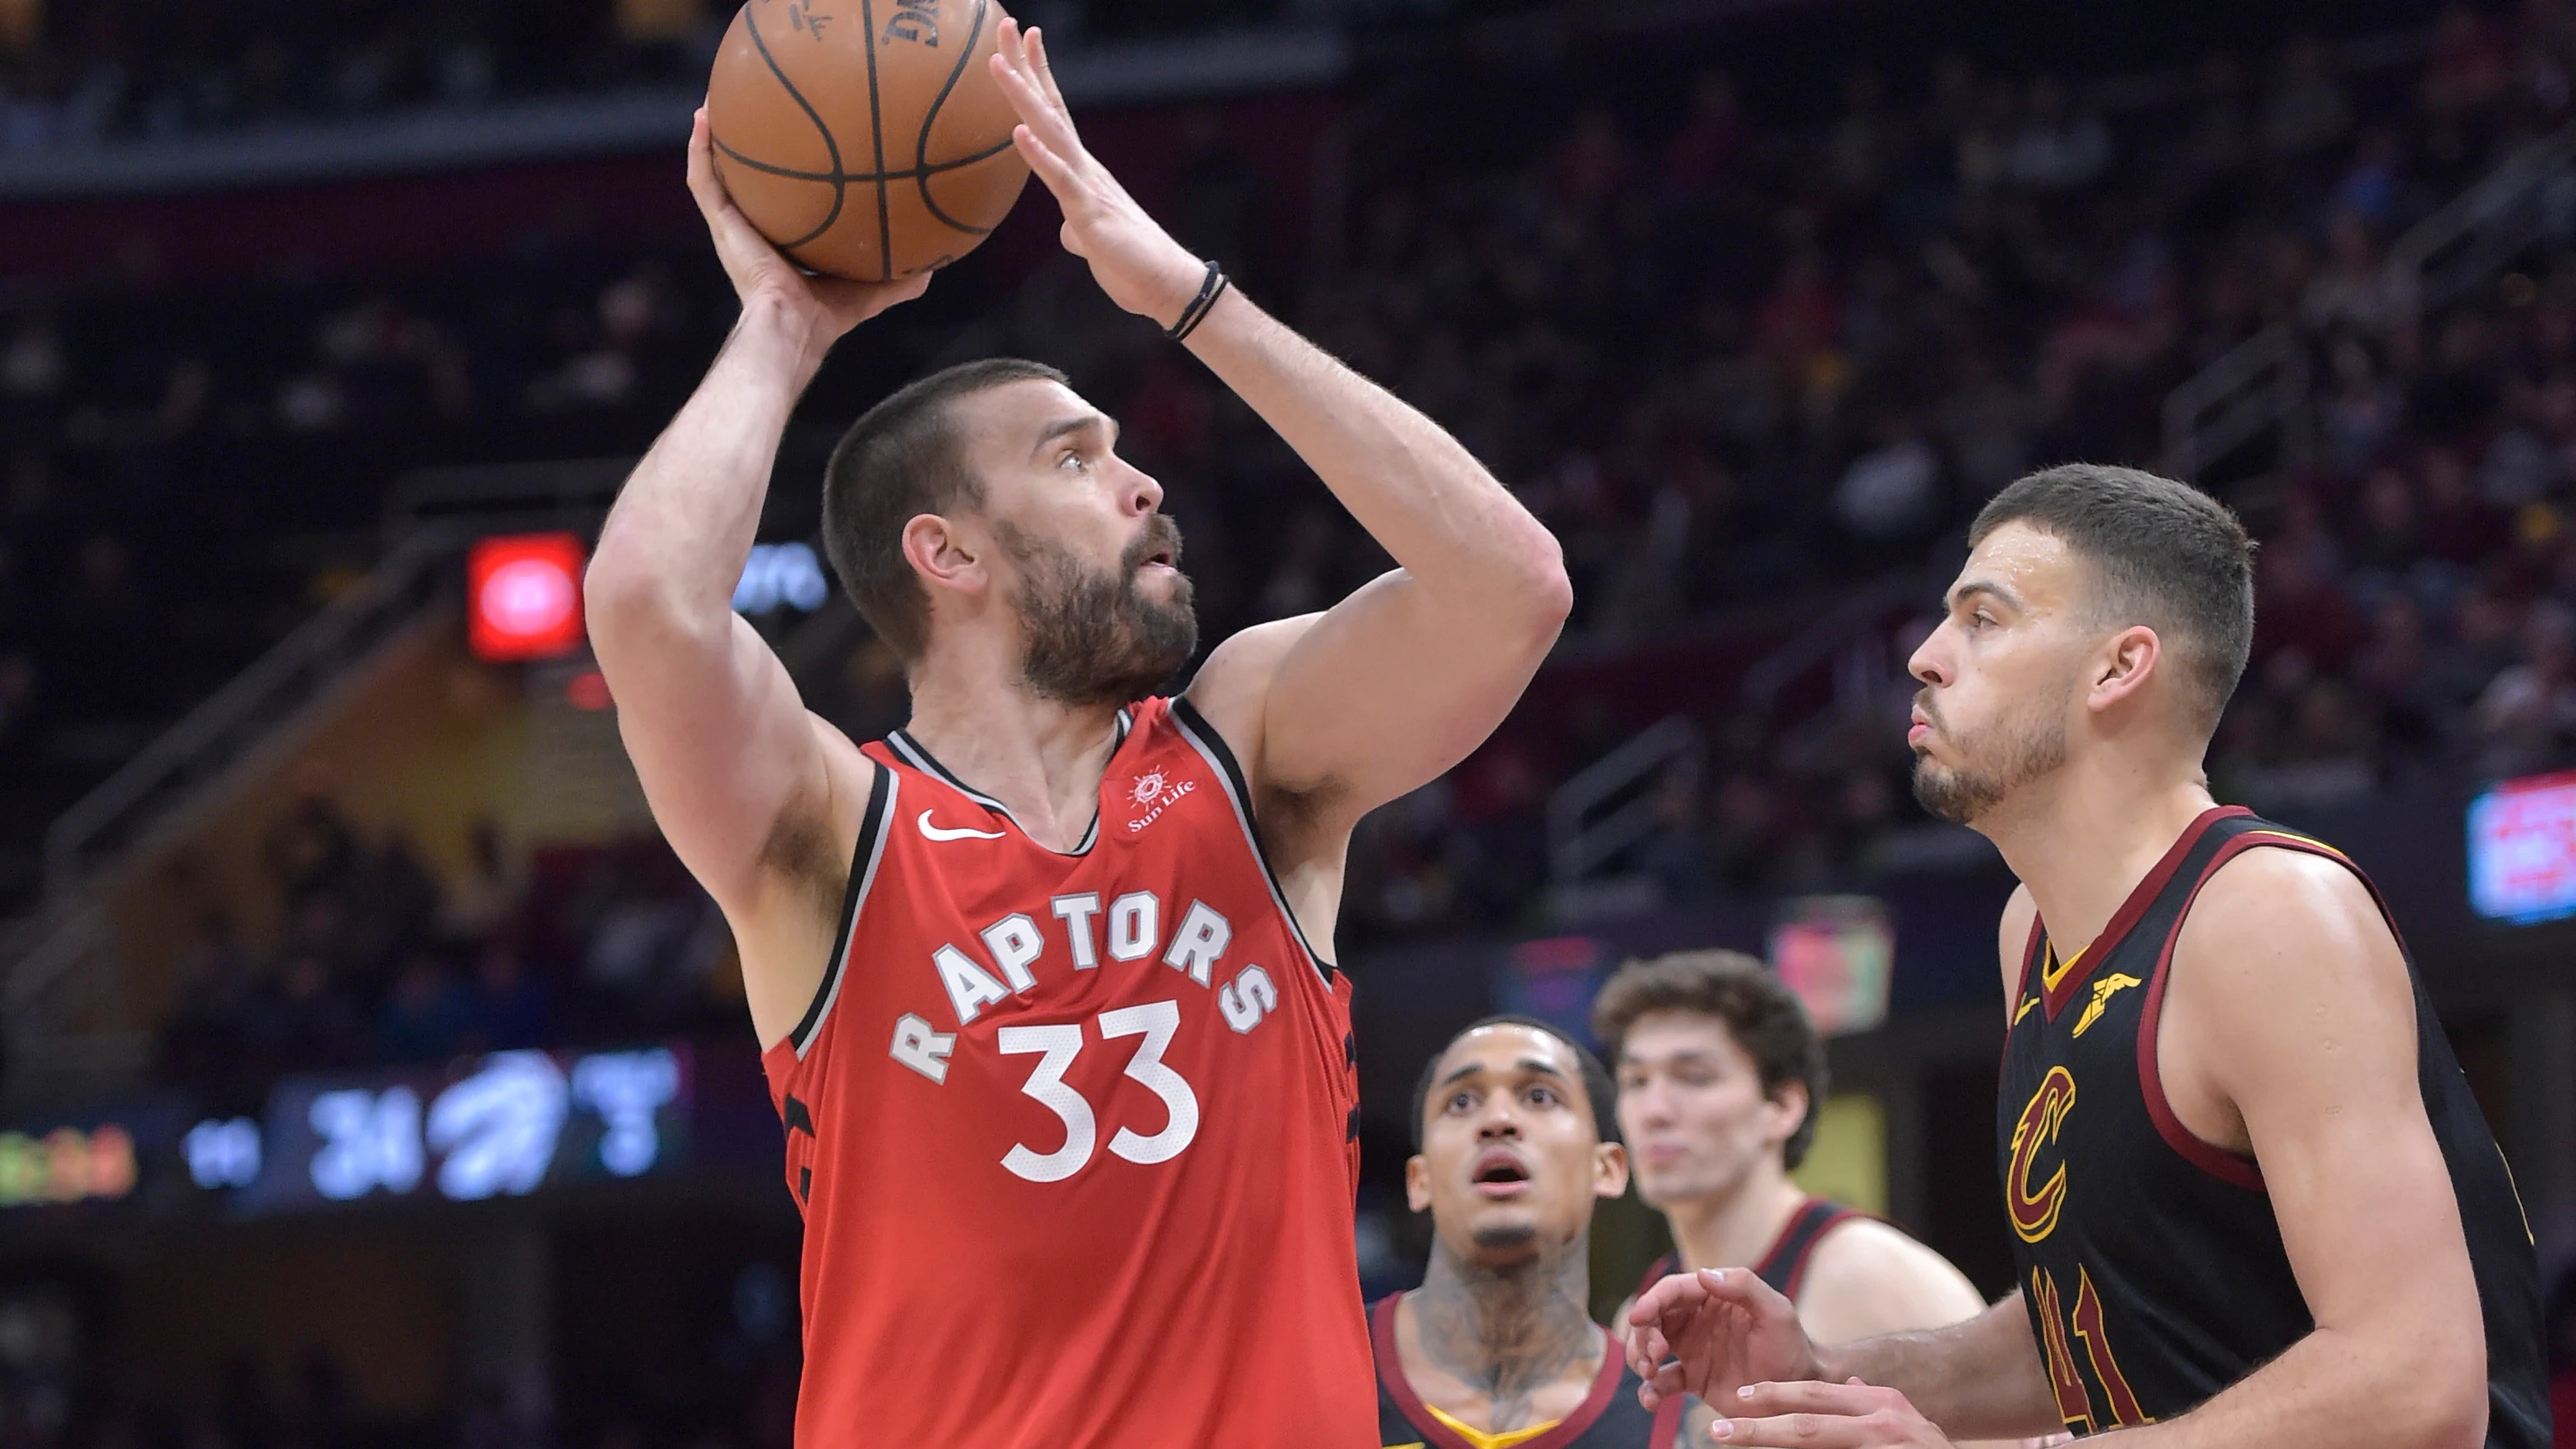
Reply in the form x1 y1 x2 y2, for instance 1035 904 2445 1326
1121 460 1163 515
1908 631 1950 687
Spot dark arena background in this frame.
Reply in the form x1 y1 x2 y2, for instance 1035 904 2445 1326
3 0 2576 1442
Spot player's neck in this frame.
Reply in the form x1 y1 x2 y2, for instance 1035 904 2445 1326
1407 1234 1602 1414
902 662 1129 851
1664 1163 1806 1276
1978 757 2218 958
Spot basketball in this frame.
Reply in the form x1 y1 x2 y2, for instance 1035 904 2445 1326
706 0 1030 280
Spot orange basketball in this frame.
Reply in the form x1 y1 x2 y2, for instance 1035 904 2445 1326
706 0 1030 280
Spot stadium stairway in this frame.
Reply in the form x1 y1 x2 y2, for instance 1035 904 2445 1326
2164 119 2576 483
0 459 868 1111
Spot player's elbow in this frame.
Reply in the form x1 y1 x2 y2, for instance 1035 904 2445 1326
2384 1324 2488 1449
1512 533 1574 635
2417 1349 2489 1449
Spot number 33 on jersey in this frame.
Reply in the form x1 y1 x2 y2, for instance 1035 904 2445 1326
759 696 1378 1449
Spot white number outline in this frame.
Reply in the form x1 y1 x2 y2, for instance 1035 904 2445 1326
997 1001 1202 1182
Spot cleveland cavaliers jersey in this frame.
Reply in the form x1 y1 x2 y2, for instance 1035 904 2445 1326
1369 1294 1676 1448
762 697 1377 1449
1997 806 2546 1443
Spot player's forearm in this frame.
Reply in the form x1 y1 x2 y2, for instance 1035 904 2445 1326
1820 1298 2063 1441
1180 288 1570 626
2099 1324 2484 1449
588 300 825 656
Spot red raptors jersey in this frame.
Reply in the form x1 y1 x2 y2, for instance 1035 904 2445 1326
760 697 1377 1449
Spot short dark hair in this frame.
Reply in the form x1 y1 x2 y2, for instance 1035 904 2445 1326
1410 1014 1619 1151
1590 950 1827 1170
1969 463 2255 736
821 357 1071 658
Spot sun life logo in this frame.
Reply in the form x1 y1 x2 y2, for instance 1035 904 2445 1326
1126 768 1195 833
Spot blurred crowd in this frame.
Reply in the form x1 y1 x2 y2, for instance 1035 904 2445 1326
154 791 732 1112
12 5 2576 925
0 0 1329 153
39 0 2562 1071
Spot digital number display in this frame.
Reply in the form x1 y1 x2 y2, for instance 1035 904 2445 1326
2468 771 2576 924
226 1045 689 1214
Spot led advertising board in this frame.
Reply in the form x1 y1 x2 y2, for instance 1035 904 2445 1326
2468 770 2576 925
219 1044 690 1214
468 531 589 662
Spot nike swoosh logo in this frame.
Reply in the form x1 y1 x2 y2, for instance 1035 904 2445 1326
916 810 1006 842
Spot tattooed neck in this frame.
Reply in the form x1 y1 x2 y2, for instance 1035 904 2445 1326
1411 1234 1601 1431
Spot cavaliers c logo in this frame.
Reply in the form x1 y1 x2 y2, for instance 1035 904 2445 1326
2008 1065 2077 1244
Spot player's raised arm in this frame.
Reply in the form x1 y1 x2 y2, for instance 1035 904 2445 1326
988 24 1571 824
584 109 925 1045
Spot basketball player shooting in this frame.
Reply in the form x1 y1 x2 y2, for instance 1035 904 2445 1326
1620 466 2546 1447
584 21 1568 1449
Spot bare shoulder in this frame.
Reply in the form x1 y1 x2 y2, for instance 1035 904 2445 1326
2179 844 2403 1004
1180 613 1323 784
1798 1219 1987 1341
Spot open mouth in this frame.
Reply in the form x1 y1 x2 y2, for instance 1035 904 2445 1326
1470 1147 1531 1196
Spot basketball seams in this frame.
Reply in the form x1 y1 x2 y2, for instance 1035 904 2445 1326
710 131 1016 186
857 0 893 279
713 0 1026 277
733 2 850 253
914 0 999 237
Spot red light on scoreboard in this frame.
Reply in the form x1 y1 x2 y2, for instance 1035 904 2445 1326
469 533 588 662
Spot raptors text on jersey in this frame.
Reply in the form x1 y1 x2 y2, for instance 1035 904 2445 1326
761 697 1378 1449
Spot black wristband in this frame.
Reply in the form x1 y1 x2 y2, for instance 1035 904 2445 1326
1166 260 1229 341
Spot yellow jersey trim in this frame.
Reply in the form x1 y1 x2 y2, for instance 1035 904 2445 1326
1421 1405 1563 1449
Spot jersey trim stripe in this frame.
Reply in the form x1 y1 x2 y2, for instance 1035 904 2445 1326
2134 831 2288 1193
790 760 897 1059
1168 696 1335 981
881 707 1131 856
2038 806 2249 1022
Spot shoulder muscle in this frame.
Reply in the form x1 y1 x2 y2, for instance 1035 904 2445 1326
1796 1219 1987 1343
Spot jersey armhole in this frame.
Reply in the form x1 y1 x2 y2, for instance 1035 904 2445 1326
787 759 897 1059
1167 695 1336 981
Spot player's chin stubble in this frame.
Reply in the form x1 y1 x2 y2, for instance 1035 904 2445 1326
1003 515 1199 708
1910 688 2070 825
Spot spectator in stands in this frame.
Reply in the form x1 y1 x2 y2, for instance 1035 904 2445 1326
377 950 473 1064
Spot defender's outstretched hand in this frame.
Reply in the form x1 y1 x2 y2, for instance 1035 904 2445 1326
1628 1268 1826 1410
686 107 926 360
989 20 1206 328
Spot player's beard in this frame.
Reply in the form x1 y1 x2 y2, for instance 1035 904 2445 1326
999 514 1199 707
1910 681 2070 825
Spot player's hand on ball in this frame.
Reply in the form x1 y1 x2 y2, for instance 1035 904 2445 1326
989 20 1207 329
1705 1379 1955 1447
1629 1267 1826 1410
686 107 928 352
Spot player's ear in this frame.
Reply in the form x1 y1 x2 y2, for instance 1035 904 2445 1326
903 512 988 597
2087 624 2160 713
1405 1154 1432 1214
1595 1142 1629 1201
1765 1079 1811 1151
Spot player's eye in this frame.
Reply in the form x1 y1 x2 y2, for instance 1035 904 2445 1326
1527 1085 1560 1107
1057 449 1087 471
1446 1089 1476 1114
